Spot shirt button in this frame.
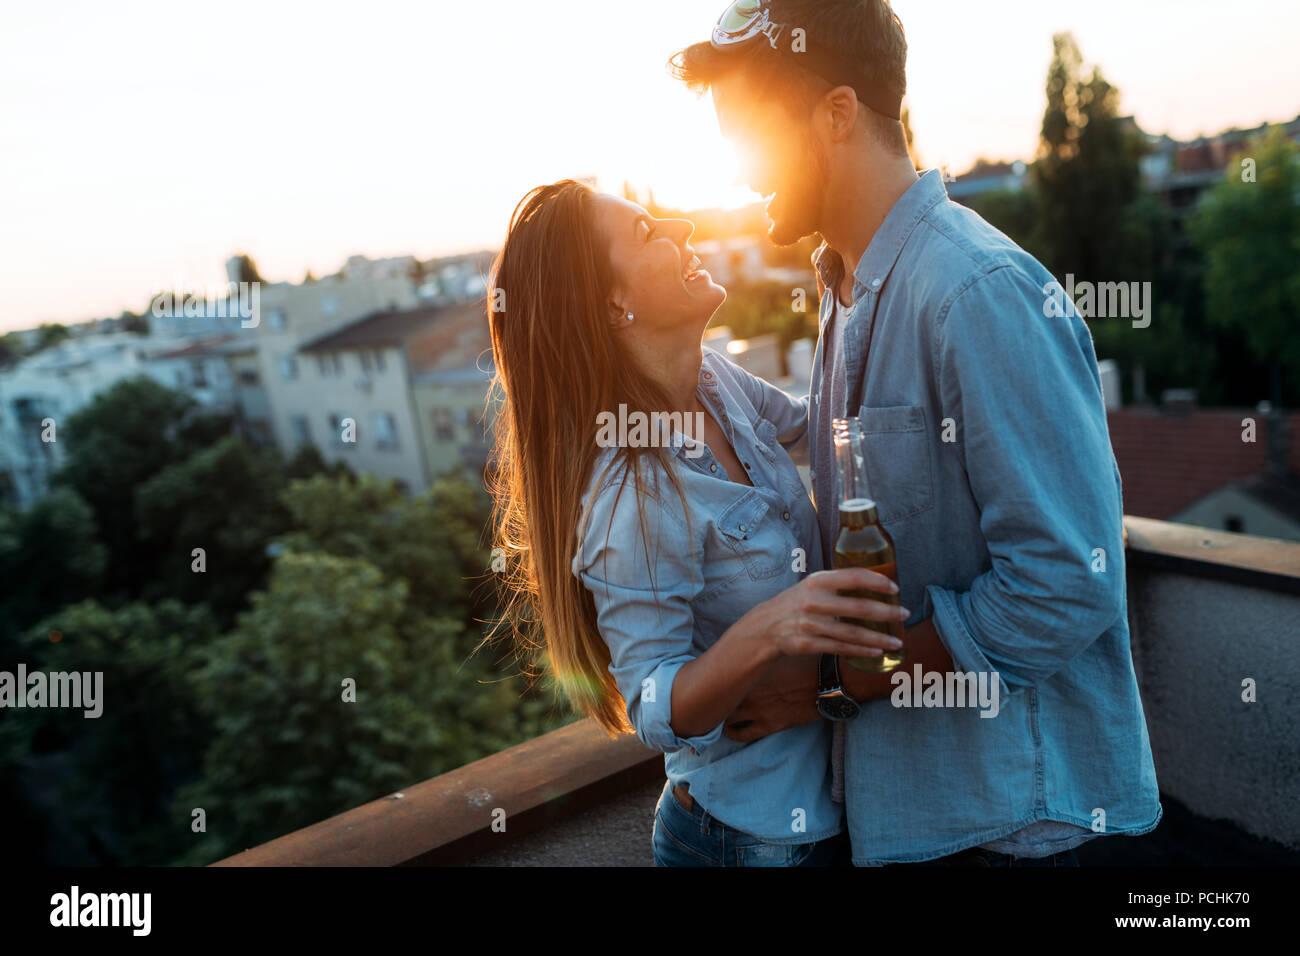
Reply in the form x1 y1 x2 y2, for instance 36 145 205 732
709 463 717 473
782 511 790 520
738 523 747 532
870 277 882 291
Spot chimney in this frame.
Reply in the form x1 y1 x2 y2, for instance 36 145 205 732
1259 401 1290 477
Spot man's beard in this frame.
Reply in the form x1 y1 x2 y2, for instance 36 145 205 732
767 137 828 247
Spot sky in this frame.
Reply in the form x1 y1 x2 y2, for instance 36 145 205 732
2 0 1297 331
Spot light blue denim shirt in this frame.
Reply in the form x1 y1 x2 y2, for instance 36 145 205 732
573 347 839 844
808 169 1163 864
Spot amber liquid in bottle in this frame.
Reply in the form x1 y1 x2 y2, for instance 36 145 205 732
834 498 905 672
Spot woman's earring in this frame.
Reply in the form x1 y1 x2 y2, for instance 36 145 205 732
626 312 634 323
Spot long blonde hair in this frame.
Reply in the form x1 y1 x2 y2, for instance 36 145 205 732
486 180 691 735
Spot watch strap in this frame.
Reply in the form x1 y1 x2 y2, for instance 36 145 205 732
818 652 840 693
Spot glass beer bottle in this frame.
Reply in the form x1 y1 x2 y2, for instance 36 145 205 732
832 416 905 672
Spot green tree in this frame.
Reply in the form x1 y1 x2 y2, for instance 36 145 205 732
0 701 43 861
36 323 71 352
1032 33 1146 281
1016 32 1219 405
1188 126 1300 408
967 186 1049 264
273 472 493 622
15 600 217 865
229 253 265 284
174 552 560 864
0 489 106 652
49 377 243 600
285 441 353 481
118 310 149 335
0 331 25 366
709 278 821 375
134 435 294 626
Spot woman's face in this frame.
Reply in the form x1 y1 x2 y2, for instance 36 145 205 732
590 193 726 332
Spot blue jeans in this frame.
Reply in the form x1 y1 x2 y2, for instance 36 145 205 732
652 780 850 867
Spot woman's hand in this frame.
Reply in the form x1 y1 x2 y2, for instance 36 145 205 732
666 569 905 741
745 567 908 663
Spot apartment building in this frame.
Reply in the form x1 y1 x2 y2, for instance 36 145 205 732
286 297 489 492
409 298 494 481
253 274 419 461
0 333 152 508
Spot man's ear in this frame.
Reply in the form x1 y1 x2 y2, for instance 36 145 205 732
822 85 860 143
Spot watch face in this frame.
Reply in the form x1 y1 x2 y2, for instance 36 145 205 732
818 693 859 721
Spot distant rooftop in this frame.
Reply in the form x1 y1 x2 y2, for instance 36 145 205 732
1107 407 1300 521
299 298 490 377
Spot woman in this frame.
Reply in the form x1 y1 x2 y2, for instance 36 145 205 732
486 180 905 866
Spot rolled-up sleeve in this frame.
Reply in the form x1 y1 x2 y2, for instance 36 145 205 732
575 463 722 753
927 265 1127 696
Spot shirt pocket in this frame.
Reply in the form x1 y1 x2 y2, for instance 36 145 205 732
855 403 934 523
714 491 788 583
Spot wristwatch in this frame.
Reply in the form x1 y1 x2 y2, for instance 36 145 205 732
816 653 861 721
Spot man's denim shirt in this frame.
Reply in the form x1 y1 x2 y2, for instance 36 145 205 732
808 169 1162 864
573 348 838 844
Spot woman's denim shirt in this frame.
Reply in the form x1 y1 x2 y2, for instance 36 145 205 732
572 347 839 844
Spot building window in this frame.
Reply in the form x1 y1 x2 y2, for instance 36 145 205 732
238 367 260 386
316 353 343 377
359 351 373 373
373 412 399 451
191 360 208 388
278 355 298 380
268 308 287 330
432 407 454 442
329 412 357 448
291 415 312 446
374 350 386 372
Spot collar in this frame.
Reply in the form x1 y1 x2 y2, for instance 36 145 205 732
811 168 949 304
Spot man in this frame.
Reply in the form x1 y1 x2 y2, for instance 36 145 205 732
671 0 1162 865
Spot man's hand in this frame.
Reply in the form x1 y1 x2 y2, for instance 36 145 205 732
723 618 958 743
724 654 819 742
840 617 953 700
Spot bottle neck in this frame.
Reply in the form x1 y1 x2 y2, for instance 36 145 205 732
833 419 873 508
839 498 879 527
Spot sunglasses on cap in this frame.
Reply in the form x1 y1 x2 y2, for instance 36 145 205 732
710 0 901 120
